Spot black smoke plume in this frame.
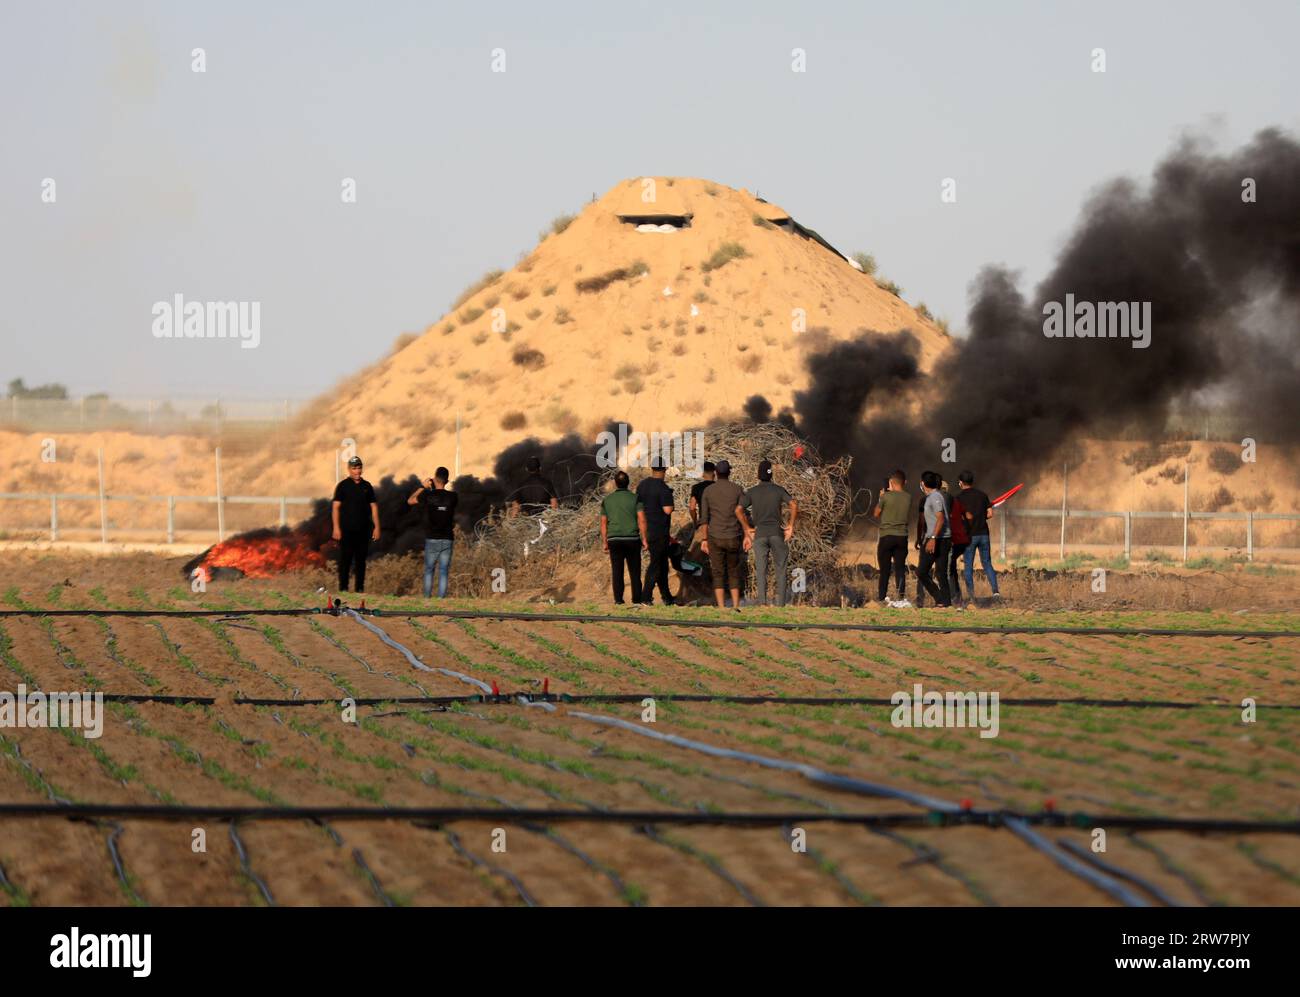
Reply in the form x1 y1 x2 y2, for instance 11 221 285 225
768 128 1300 487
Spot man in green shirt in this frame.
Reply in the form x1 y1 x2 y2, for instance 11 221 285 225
601 470 643 604
873 469 912 604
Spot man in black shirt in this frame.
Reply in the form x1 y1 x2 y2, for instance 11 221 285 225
635 457 675 605
688 461 716 525
958 470 1001 599
332 456 380 593
508 456 559 517
407 466 458 598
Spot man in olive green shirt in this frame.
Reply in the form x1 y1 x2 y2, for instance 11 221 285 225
873 469 911 604
601 470 643 604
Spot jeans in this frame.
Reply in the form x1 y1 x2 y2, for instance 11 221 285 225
963 534 1000 596
752 533 789 606
877 534 908 600
338 529 371 592
949 542 968 603
423 538 453 598
642 534 672 604
917 537 951 607
608 538 643 604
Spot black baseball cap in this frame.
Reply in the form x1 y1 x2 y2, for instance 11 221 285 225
347 456 363 467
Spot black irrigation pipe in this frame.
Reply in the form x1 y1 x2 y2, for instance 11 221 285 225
351 607 1300 640
68 691 1300 711
1 802 1298 834
0 609 320 618
0 604 1295 639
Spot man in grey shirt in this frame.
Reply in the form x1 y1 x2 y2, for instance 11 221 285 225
916 470 952 607
741 459 799 606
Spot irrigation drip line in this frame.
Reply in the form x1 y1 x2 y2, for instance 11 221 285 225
0 604 1294 639
1003 816 1151 907
1056 837 1184 908
77 691 1300 711
343 608 492 693
0 802 1295 834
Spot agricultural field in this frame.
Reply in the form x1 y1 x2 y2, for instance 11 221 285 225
1 556 1297 907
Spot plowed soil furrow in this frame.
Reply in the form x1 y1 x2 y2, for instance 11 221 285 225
101 618 218 696
0 818 136 905
152 619 296 700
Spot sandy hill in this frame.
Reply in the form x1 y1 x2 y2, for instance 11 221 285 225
268 177 951 491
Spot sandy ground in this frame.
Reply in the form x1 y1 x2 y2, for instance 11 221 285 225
0 549 1297 906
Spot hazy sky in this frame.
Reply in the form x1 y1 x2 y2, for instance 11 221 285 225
3 0 1297 399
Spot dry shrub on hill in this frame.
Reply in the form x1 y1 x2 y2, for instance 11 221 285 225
702 242 748 273
575 260 649 293
452 269 504 310
1208 446 1243 476
511 346 546 370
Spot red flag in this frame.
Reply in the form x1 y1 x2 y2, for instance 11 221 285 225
991 483 1024 507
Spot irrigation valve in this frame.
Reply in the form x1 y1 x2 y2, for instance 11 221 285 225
341 698 357 725
491 828 507 854
1241 698 1256 724
190 568 207 594
641 697 656 724
790 827 807 853
1091 568 1106 593
191 828 207 853
1091 828 1106 853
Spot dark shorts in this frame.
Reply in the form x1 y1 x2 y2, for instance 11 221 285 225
708 537 741 589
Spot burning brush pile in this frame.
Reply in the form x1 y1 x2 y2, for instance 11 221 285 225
472 422 853 593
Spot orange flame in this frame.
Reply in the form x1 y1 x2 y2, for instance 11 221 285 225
198 531 325 578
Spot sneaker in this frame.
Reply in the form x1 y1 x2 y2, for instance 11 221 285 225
893 599 913 609
992 592 1003 600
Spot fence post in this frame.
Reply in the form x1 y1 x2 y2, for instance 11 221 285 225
279 496 287 528
1246 511 1253 562
214 447 225 543
1123 511 1131 563
97 448 108 543
1182 463 1189 564
167 496 175 544
1059 462 1068 561
50 494 58 542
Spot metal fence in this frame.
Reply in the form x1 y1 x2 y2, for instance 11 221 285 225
0 491 316 545
0 395 303 433
1 488 1297 560
995 508 1300 562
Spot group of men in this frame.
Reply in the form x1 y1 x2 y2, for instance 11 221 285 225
873 468 1000 608
332 450 998 611
600 457 798 609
